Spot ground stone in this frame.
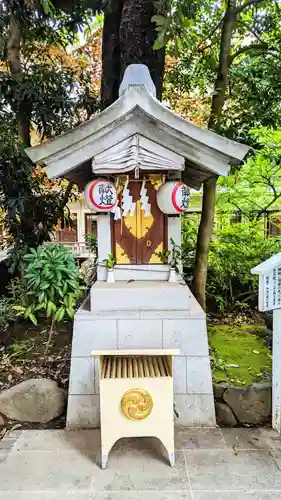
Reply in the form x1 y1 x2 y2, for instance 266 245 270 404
213 383 229 401
0 413 5 427
223 383 271 425
215 402 237 427
0 379 66 423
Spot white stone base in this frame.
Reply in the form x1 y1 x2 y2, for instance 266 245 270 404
67 395 100 428
66 281 216 428
97 264 171 282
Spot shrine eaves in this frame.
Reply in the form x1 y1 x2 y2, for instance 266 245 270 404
25 64 249 190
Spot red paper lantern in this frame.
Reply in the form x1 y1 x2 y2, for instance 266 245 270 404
84 179 118 212
157 181 190 214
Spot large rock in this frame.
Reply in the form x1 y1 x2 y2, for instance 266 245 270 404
213 383 229 401
0 379 66 423
215 402 237 427
223 383 271 425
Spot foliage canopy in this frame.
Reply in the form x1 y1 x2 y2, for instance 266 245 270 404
0 0 101 265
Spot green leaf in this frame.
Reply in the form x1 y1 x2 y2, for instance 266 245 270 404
181 17 195 29
47 301 56 317
176 36 183 52
66 307 75 319
54 307 65 322
23 254 35 261
151 14 167 25
27 312 37 325
39 292 46 303
56 270 62 281
34 302 46 311
14 309 25 317
50 286 55 301
40 283 49 290
153 34 169 50
12 305 26 311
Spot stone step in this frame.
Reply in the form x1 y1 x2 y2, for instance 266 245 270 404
90 281 203 314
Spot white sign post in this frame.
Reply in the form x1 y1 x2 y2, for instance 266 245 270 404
252 253 281 433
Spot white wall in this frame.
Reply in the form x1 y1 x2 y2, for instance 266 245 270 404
67 197 98 243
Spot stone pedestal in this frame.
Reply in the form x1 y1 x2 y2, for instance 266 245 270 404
66 281 215 428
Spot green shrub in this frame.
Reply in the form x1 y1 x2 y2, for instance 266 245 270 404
7 277 28 307
207 222 281 312
181 216 281 313
103 253 116 269
0 296 16 331
14 243 85 325
181 214 198 267
84 233 97 255
181 214 198 285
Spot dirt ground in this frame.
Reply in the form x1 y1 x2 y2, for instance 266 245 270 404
0 320 73 429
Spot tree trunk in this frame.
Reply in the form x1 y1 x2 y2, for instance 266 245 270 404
208 1 236 130
7 17 21 74
7 15 31 147
100 0 124 108
193 0 236 310
193 176 217 311
119 0 165 98
101 0 166 106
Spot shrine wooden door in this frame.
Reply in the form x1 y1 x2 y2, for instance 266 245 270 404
112 178 167 265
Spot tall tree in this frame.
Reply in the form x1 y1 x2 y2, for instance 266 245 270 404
0 0 99 266
193 0 237 310
156 0 281 309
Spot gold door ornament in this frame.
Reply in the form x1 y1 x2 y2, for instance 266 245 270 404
121 388 153 420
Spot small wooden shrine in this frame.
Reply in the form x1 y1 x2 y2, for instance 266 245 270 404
26 65 249 428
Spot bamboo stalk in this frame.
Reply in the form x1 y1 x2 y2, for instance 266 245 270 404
133 357 139 378
152 356 160 376
163 356 171 377
138 357 144 378
105 357 111 378
158 356 166 376
101 357 107 379
122 357 128 378
117 357 122 378
143 356 150 377
128 357 133 378
111 356 117 378
148 356 155 377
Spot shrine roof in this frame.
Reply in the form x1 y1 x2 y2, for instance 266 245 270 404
251 253 281 275
25 64 249 189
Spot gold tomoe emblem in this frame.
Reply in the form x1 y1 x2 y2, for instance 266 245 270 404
121 388 153 420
